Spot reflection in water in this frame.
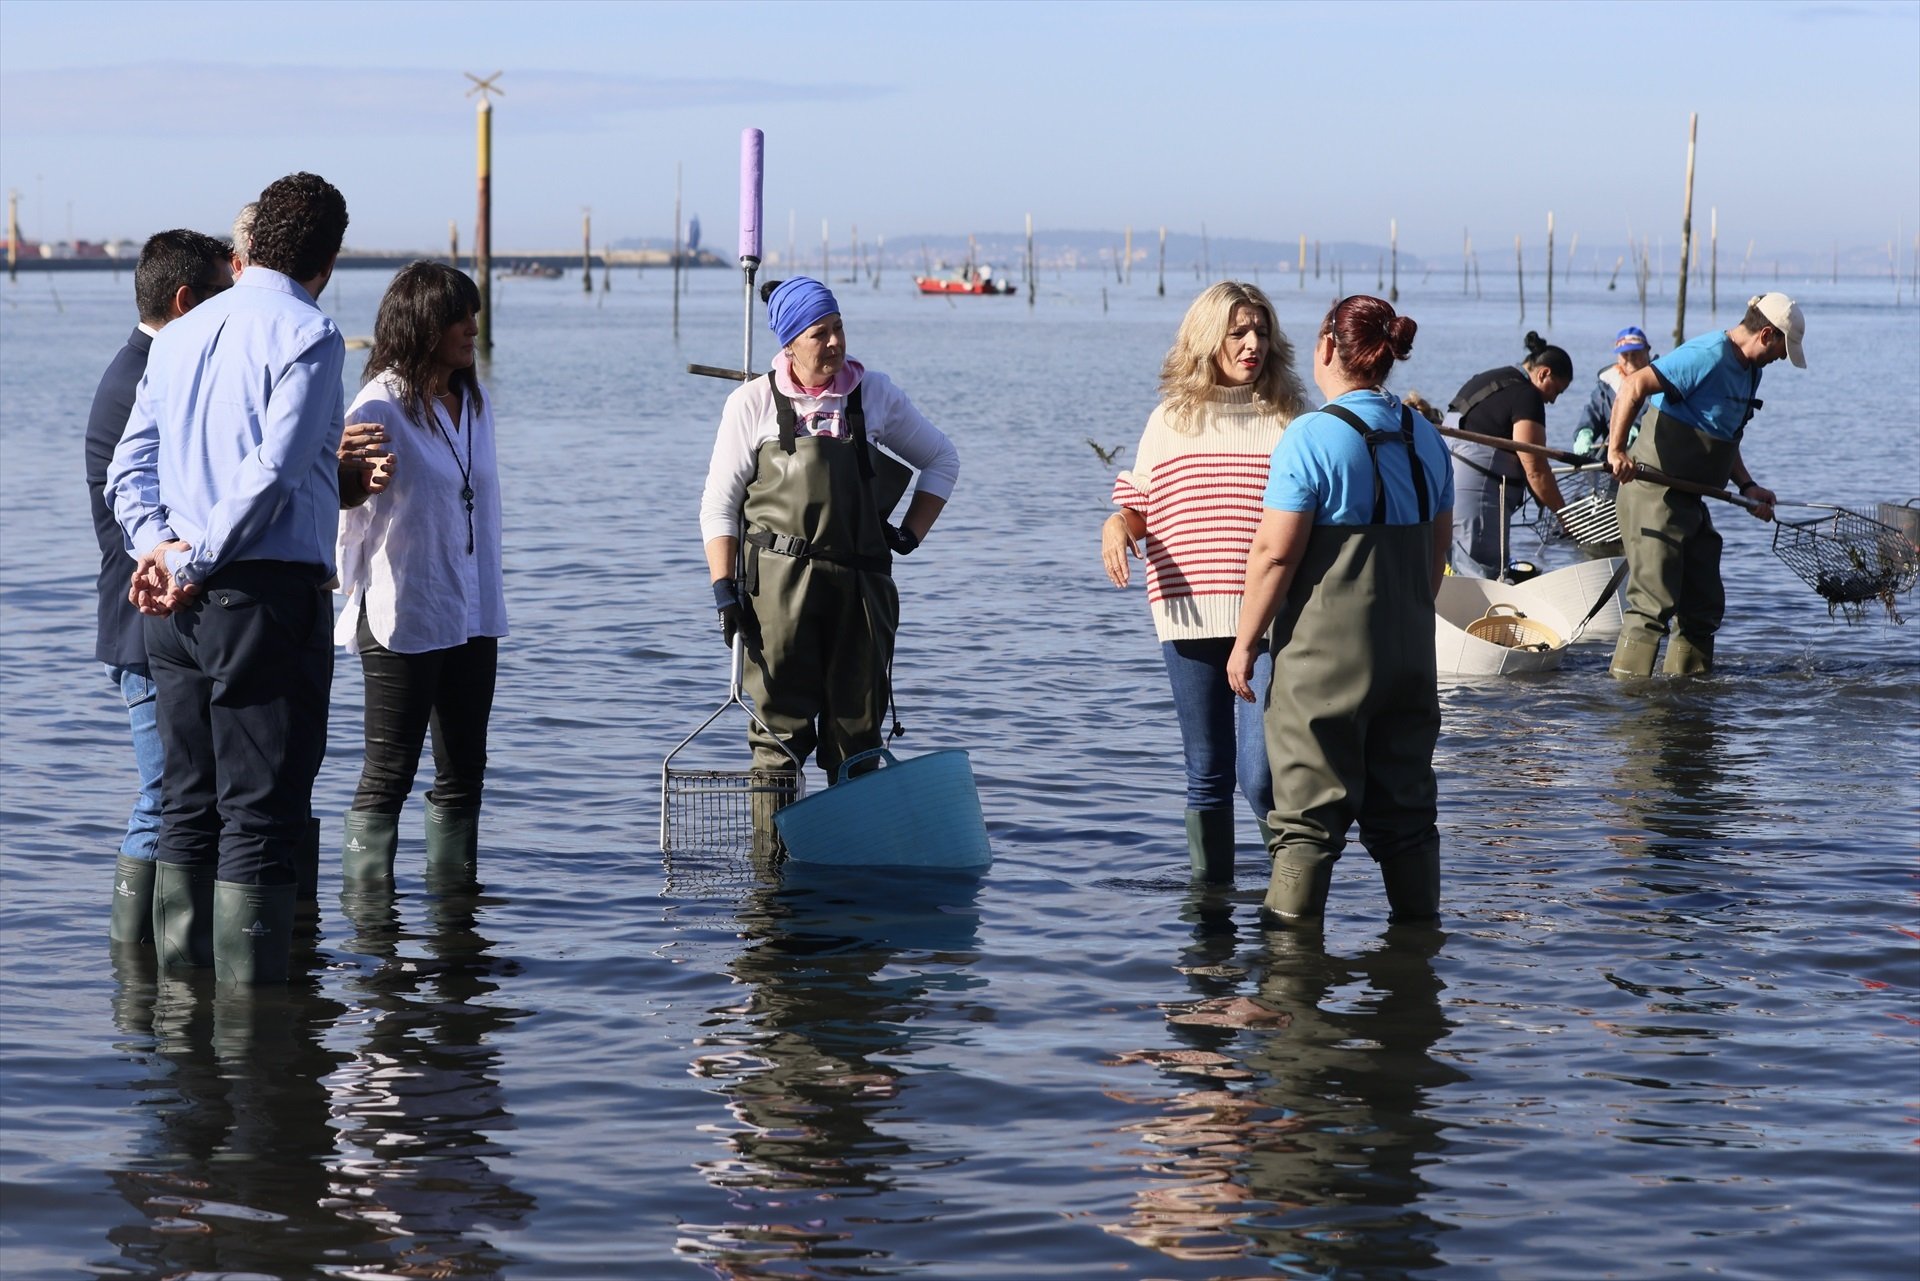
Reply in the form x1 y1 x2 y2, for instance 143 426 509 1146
1107 924 1465 1277
329 883 537 1274
1607 686 1744 853
101 883 534 1276
679 864 985 1277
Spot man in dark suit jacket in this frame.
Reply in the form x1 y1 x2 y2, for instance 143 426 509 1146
88 228 231 945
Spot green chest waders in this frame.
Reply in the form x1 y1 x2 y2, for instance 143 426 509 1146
1610 409 1741 677
738 378 909 778
1263 405 1443 924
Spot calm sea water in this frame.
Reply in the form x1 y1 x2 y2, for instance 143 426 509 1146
2 260 1915 1280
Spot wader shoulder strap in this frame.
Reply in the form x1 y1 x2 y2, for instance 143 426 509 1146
1448 367 1528 418
1318 403 1390 524
1400 405 1431 524
766 372 876 480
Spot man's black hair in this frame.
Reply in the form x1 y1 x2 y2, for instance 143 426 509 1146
133 229 230 324
247 172 349 281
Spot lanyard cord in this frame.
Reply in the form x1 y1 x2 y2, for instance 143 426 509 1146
431 395 476 555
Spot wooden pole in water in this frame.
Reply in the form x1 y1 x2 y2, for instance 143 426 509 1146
5 189 17 283
449 219 459 268
1314 238 1321 280
1672 111 1697 348
1124 225 1132 285
1157 225 1166 297
672 164 682 338
1515 234 1525 323
1567 230 1578 284
1298 234 1306 291
874 233 883 289
474 91 493 352
582 208 593 293
1389 218 1398 303
1709 207 1717 315
602 244 611 292
1545 211 1553 325
1607 255 1623 291
1026 212 1035 309
1462 228 1470 294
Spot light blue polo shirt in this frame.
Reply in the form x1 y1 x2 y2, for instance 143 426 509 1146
1648 331 1762 441
1263 390 1455 526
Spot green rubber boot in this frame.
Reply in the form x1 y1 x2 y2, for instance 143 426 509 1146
110 854 156 945
1379 848 1442 922
212 880 296 985
1184 808 1235 883
1609 634 1662 678
341 810 400 888
1262 847 1336 924
1254 815 1277 856
1663 633 1714 676
423 802 480 889
152 860 214 970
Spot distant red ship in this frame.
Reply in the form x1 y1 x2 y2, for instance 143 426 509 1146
913 264 1017 296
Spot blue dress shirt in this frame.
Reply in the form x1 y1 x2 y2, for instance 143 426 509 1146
108 267 344 586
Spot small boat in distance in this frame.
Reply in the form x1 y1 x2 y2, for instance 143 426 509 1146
913 262 1017 296
506 261 564 279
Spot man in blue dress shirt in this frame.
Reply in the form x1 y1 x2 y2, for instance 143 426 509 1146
86 228 233 948
109 172 350 984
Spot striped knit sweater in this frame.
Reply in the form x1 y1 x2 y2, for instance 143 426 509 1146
1111 383 1289 641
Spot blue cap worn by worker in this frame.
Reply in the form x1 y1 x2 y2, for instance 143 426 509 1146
1614 326 1649 353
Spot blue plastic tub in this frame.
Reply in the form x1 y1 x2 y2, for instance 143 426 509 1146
773 748 991 868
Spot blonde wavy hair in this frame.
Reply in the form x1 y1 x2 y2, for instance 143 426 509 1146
1157 281 1306 433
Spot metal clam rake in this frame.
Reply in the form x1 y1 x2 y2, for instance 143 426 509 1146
659 635 805 891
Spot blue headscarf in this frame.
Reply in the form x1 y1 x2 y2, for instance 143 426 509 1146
767 276 840 347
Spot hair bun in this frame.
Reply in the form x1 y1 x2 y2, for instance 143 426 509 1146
1386 314 1418 360
758 279 784 304
1523 330 1548 356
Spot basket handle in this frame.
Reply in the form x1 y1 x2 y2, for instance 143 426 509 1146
1484 603 1526 619
831 747 898 785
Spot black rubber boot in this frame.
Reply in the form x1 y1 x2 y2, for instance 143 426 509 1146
1262 847 1335 924
1379 848 1442 922
213 880 296 985
423 802 480 890
152 860 214 970
111 854 156 945
296 816 320 912
341 810 400 888
1184 809 1236 883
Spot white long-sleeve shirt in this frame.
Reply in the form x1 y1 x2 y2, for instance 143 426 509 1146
333 370 508 655
698 357 959 544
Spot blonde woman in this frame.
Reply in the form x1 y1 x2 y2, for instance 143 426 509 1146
1102 282 1306 882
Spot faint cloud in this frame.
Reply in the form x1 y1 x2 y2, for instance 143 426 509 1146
0 63 891 138
1785 2 1884 18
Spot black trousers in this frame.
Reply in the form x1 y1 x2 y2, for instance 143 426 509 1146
351 608 497 814
145 561 332 885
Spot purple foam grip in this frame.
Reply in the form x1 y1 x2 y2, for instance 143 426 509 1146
739 128 764 262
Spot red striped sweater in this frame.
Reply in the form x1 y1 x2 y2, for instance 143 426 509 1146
1111 383 1289 641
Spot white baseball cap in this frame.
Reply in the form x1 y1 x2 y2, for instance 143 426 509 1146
1749 292 1806 369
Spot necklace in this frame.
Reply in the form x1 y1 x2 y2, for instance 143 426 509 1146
430 392 476 554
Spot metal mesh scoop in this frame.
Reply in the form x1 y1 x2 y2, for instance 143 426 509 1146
1771 506 1920 622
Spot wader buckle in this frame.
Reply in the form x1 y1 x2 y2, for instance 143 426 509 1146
747 529 811 558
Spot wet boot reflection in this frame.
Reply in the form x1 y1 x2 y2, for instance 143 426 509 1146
680 864 985 1278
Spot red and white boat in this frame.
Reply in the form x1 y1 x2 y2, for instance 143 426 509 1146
913 263 1017 296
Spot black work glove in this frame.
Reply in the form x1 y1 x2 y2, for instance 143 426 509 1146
712 579 759 649
885 523 920 556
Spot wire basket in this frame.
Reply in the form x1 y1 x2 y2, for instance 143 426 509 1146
1465 604 1563 652
1557 490 1623 548
1771 506 1920 619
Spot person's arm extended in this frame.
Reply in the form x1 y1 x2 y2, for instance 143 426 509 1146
1607 366 1664 482
1572 380 1610 457
107 373 176 560
1513 419 1566 510
172 334 345 585
1226 508 1312 700
1102 507 1147 587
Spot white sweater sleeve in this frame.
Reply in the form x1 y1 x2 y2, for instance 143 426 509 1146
861 371 959 500
698 382 769 544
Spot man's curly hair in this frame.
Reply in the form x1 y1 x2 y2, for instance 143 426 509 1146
247 172 348 281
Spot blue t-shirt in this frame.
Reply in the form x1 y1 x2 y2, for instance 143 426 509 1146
1647 331 1761 441
1263 390 1456 526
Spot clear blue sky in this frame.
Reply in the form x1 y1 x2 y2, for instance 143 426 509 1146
1 0 1915 259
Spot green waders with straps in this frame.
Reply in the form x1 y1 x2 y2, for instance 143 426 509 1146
738 377 911 781
1610 408 1740 678
1262 404 1442 924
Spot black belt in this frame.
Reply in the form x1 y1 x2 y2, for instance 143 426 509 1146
745 528 889 574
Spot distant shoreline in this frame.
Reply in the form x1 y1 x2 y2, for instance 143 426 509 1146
1 250 732 274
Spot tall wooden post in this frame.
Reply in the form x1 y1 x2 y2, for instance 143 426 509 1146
1157 225 1166 297
1673 111 1697 348
1123 225 1132 285
470 82 496 352
449 219 458 268
1545 212 1554 326
1298 233 1306 291
7 189 19 283
1463 229 1470 295
1025 212 1035 308
582 208 593 293
1389 219 1399 303
1515 235 1525 323
672 164 682 338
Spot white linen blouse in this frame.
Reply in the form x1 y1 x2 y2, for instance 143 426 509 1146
334 370 508 655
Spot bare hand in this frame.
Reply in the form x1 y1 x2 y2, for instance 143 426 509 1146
338 418 397 504
1744 484 1777 522
1607 447 1638 484
129 540 198 616
1102 512 1140 587
1226 642 1259 702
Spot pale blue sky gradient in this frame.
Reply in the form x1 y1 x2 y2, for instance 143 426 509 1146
1 0 1915 259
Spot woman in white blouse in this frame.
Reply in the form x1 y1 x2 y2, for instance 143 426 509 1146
335 262 506 888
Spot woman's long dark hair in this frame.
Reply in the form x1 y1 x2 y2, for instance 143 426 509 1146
363 261 484 425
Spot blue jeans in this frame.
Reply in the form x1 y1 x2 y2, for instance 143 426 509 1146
1161 638 1274 816
107 664 164 862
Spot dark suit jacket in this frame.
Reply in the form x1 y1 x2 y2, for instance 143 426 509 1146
86 327 151 670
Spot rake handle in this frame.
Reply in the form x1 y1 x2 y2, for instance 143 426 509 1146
1631 463 1765 512
1436 425 1600 469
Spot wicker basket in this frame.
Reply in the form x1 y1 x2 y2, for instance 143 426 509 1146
1465 603 1563 651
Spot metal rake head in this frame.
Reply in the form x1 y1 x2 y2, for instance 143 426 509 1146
1771 507 1919 623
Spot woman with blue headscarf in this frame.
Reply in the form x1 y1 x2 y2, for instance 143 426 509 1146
698 277 960 782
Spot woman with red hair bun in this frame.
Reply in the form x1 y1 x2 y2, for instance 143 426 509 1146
1226 295 1454 926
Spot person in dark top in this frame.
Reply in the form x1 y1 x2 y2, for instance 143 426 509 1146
86 229 232 947
1445 332 1572 578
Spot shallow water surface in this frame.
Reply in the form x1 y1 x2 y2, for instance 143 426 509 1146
2 266 1916 1279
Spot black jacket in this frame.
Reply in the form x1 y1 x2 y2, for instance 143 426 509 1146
85 327 151 670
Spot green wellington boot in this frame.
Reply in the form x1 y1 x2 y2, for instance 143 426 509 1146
152 860 214 970
1379 848 1442 921
341 810 400 888
1609 634 1662 679
1663 634 1714 676
1184 809 1236 884
212 880 296 985
110 854 156 945
1254 815 1277 855
1262 847 1335 924
423 802 480 889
